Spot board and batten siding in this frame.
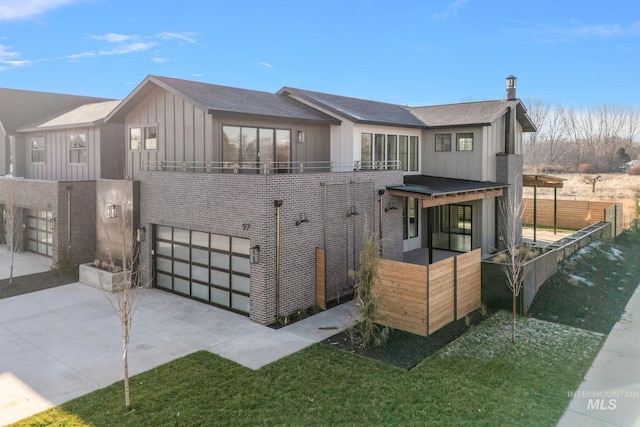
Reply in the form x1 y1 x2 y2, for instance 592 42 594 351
421 126 485 181
25 126 103 181
126 86 331 178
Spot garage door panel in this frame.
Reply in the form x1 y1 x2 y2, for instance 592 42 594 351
153 225 250 315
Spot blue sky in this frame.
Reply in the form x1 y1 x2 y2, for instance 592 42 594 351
1 0 639 108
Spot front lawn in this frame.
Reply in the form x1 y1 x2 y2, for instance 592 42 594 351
13 311 602 427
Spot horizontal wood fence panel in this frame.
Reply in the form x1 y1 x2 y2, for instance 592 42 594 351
523 199 623 232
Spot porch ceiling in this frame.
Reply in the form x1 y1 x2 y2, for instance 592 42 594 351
523 174 565 189
387 175 507 208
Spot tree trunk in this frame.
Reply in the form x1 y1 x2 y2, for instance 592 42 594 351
512 293 516 343
123 324 130 407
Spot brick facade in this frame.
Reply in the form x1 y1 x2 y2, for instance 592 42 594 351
0 177 95 266
135 169 403 324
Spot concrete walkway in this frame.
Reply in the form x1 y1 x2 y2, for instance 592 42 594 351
0 246 52 280
0 283 356 426
557 286 640 427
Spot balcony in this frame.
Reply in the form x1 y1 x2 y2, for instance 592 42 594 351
141 160 401 174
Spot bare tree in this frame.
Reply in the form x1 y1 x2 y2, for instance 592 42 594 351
499 181 528 343
100 180 147 409
2 180 21 284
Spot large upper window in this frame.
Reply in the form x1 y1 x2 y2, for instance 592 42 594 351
435 134 451 152
361 133 419 172
130 125 158 150
222 125 290 173
31 136 46 163
69 133 87 164
456 133 474 151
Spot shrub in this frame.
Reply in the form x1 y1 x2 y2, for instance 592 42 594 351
578 163 597 174
628 166 640 176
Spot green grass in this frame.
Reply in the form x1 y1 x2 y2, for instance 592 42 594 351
12 312 602 427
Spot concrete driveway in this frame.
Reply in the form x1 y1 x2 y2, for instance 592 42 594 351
0 282 355 425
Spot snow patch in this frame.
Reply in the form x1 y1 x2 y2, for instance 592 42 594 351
568 274 594 287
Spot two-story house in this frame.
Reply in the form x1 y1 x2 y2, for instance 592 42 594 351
0 88 124 265
103 75 534 325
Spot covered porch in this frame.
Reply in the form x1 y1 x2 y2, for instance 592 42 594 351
388 175 508 264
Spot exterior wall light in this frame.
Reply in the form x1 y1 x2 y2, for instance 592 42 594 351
49 217 57 230
295 213 310 226
385 202 398 212
297 130 305 143
136 226 146 242
106 204 118 219
346 205 359 218
250 245 260 264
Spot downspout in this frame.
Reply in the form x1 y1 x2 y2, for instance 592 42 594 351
378 189 385 253
274 200 283 320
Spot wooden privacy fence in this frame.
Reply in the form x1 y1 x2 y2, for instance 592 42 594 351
372 249 481 337
523 199 624 236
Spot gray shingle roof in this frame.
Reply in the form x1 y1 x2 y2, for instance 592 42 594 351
409 100 512 127
150 76 337 123
279 87 426 128
409 100 536 131
17 100 121 131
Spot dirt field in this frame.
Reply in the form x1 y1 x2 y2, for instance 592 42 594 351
523 173 639 227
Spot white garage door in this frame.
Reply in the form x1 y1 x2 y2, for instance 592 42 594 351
153 225 251 315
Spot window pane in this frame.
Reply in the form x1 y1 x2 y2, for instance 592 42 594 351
259 128 274 163
192 265 209 283
457 133 473 151
387 135 398 166
156 257 172 273
155 240 171 256
374 134 385 163
435 134 451 152
211 252 229 269
157 273 172 289
130 128 142 150
174 260 190 278
408 197 418 238
157 226 172 240
211 288 230 306
173 244 189 260
211 270 230 288
361 133 372 165
232 256 250 274
232 274 250 293
410 136 419 171
231 294 250 313
210 234 229 251
192 248 208 265
174 277 190 295
222 126 241 162
275 129 290 163
173 228 189 244
191 231 209 248
242 127 258 163
231 237 250 255
145 126 157 150
191 282 209 300
399 136 408 171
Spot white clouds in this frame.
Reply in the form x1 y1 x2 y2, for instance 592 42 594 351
157 32 198 44
433 0 469 21
0 0 80 21
506 20 640 44
259 62 274 71
0 44 30 70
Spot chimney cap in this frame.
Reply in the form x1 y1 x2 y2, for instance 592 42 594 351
505 75 517 99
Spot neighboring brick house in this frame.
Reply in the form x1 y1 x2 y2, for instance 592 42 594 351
0 88 124 266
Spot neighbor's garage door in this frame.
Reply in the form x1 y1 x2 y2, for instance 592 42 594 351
153 225 251 315
27 210 53 257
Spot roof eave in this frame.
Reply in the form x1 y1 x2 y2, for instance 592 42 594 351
207 109 341 125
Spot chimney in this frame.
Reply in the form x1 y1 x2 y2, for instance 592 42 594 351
506 75 517 100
